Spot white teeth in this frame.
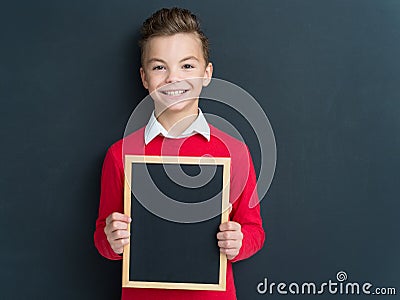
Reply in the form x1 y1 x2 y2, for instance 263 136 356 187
162 90 186 96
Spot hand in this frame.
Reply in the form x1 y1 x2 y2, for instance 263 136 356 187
217 221 243 260
104 212 131 255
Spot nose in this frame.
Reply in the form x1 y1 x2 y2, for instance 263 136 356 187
165 68 180 84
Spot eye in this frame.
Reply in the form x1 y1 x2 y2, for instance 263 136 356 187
152 65 165 71
183 64 194 69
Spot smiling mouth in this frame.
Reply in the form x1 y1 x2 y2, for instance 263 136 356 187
160 89 189 96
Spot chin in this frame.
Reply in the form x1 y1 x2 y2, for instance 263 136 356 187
158 99 198 114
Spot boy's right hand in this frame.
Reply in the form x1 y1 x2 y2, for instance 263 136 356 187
104 212 131 255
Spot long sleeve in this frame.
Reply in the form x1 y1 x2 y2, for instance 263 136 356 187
94 144 124 260
93 127 264 300
229 145 265 263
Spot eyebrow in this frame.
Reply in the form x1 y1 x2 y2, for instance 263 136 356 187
146 56 200 64
179 56 200 63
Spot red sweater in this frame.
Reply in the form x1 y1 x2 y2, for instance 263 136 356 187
94 124 265 300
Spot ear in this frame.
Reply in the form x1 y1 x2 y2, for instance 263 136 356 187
140 67 149 90
202 62 213 87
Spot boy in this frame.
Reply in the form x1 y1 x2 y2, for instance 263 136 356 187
94 7 265 300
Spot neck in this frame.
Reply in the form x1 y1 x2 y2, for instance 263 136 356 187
155 101 199 136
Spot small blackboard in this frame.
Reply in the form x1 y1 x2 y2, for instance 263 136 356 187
123 155 230 290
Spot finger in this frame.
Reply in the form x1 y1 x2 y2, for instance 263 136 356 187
113 247 123 255
217 230 243 241
104 221 129 236
111 238 130 254
218 239 241 249
219 221 241 232
220 247 239 257
109 235 130 247
109 230 130 241
106 212 131 224
106 212 131 225
109 220 130 232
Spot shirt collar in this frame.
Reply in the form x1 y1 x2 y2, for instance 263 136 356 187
144 108 210 145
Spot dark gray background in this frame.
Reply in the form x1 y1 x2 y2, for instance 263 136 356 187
0 0 399 299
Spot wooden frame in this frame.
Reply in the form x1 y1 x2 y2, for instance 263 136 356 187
122 155 230 290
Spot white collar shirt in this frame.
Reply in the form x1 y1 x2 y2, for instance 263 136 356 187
144 108 210 145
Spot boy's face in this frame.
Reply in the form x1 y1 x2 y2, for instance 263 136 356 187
140 33 213 115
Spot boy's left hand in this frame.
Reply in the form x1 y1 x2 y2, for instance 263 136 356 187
217 221 243 260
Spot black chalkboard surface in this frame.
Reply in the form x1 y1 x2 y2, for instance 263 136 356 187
122 155 230 290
